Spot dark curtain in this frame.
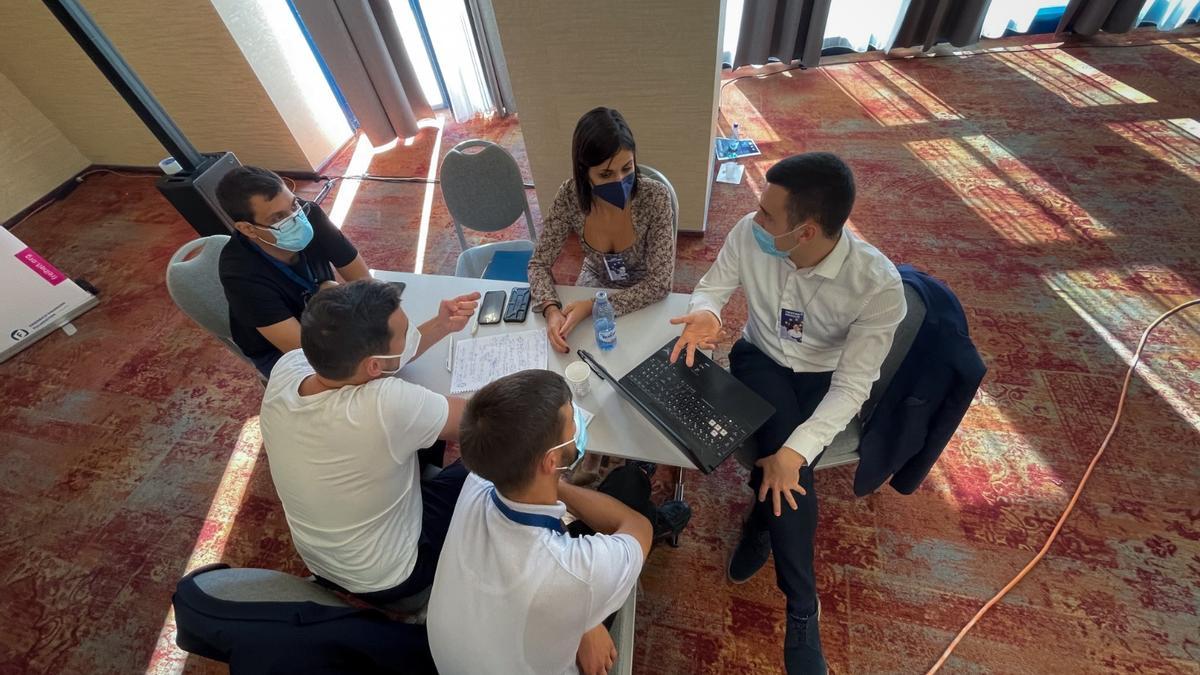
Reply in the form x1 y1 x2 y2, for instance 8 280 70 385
1056 0 1146 36
891 0 993 51
732 0 833 69
293 0 433 145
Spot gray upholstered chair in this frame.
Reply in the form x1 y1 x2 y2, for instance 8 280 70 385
190 566 352 606
607 587 638 675
166 235 262 380
440 139 537 278
637 164 679 236
173 563 433 672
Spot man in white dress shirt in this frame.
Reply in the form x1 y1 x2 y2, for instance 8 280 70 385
670 153 906 674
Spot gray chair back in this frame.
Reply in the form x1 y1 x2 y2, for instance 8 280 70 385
441 139 536 250
607 588 637 675
455 239 535 278
860 283 926 422
166 235 259 373
192 567 351 606
637 165 679 236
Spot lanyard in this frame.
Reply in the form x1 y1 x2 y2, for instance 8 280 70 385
246 236 317 295
799 276 827 312
490 490 565 534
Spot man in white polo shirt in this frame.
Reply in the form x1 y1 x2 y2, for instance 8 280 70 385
258 279 478 607
428 369 689 675
670 153 906 674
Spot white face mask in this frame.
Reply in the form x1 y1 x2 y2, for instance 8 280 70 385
373 319 421 376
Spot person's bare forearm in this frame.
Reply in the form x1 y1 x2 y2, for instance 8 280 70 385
559 482 652 556
416 317 449 358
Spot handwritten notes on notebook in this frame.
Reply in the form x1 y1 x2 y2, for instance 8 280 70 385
450 330 549 394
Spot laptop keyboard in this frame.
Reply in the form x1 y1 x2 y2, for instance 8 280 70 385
626 357 747 456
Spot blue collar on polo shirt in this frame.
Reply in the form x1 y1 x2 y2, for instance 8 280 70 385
490 489 566 534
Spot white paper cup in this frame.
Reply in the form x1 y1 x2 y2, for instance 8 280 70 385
564 360 591 398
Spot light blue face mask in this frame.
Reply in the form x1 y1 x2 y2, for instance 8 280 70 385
256 207 315 252
752 221 802 258
549 404 587 472
593 171 636 209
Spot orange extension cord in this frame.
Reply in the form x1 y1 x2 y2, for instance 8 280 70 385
926 298 1200 674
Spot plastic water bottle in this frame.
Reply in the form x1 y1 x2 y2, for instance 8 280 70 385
593 291 616 351
719 122 740 159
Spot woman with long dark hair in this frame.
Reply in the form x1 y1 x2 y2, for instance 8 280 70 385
528 106 676 353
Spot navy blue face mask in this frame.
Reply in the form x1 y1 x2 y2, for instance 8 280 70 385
593 171 636 209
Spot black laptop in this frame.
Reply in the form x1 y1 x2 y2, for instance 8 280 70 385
577 339 775 474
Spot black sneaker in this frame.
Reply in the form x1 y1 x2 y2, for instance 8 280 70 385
727 520 770 584
652 500 691 544
783 601 826 674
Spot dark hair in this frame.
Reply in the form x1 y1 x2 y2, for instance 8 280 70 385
460 370 573 493
764 153 856 238
216 166 286 224
571 107 639 213
300 280 400 380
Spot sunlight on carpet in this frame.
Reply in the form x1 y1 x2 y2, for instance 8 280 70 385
1045 271 1200 427
1154 37 1200 65
718 85 783 143
145 417 265 675
824 60 962 127
327 134 377 229
413 117 445 275
990 46 1156 107
905 134 1114 244
1106 118 1200 183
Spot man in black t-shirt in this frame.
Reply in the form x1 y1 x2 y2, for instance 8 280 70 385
216 166 371 378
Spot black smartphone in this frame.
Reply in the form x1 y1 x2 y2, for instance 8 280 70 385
478 290 506 325
503 287 530 323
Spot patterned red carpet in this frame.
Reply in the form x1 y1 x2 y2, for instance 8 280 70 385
2 28 1199 674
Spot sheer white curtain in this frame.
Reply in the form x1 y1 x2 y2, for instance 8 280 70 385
985 0 1200 37
982 1 1062 39
409 0 495 122
387 0 446 109
823 0 907 52
1140 0 1200 29
723 0 1198 69
721 0 746 66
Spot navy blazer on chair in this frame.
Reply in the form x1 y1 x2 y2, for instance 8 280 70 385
854 266 986 496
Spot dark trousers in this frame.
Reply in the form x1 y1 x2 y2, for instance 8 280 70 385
417 441 446 473
316 456 468 606
567 465 656 538
729 339 832 618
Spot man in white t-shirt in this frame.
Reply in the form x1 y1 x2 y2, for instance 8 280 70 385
427 370 689 675
259 279 479 607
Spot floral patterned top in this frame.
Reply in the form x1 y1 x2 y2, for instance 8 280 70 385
527 177 675 316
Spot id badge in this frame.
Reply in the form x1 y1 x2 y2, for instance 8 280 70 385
603 253 629 282
779 308 805 343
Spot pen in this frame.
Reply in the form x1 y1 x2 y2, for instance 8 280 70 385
446 336 454 372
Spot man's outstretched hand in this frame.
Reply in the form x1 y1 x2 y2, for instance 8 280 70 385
668 310 721 367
